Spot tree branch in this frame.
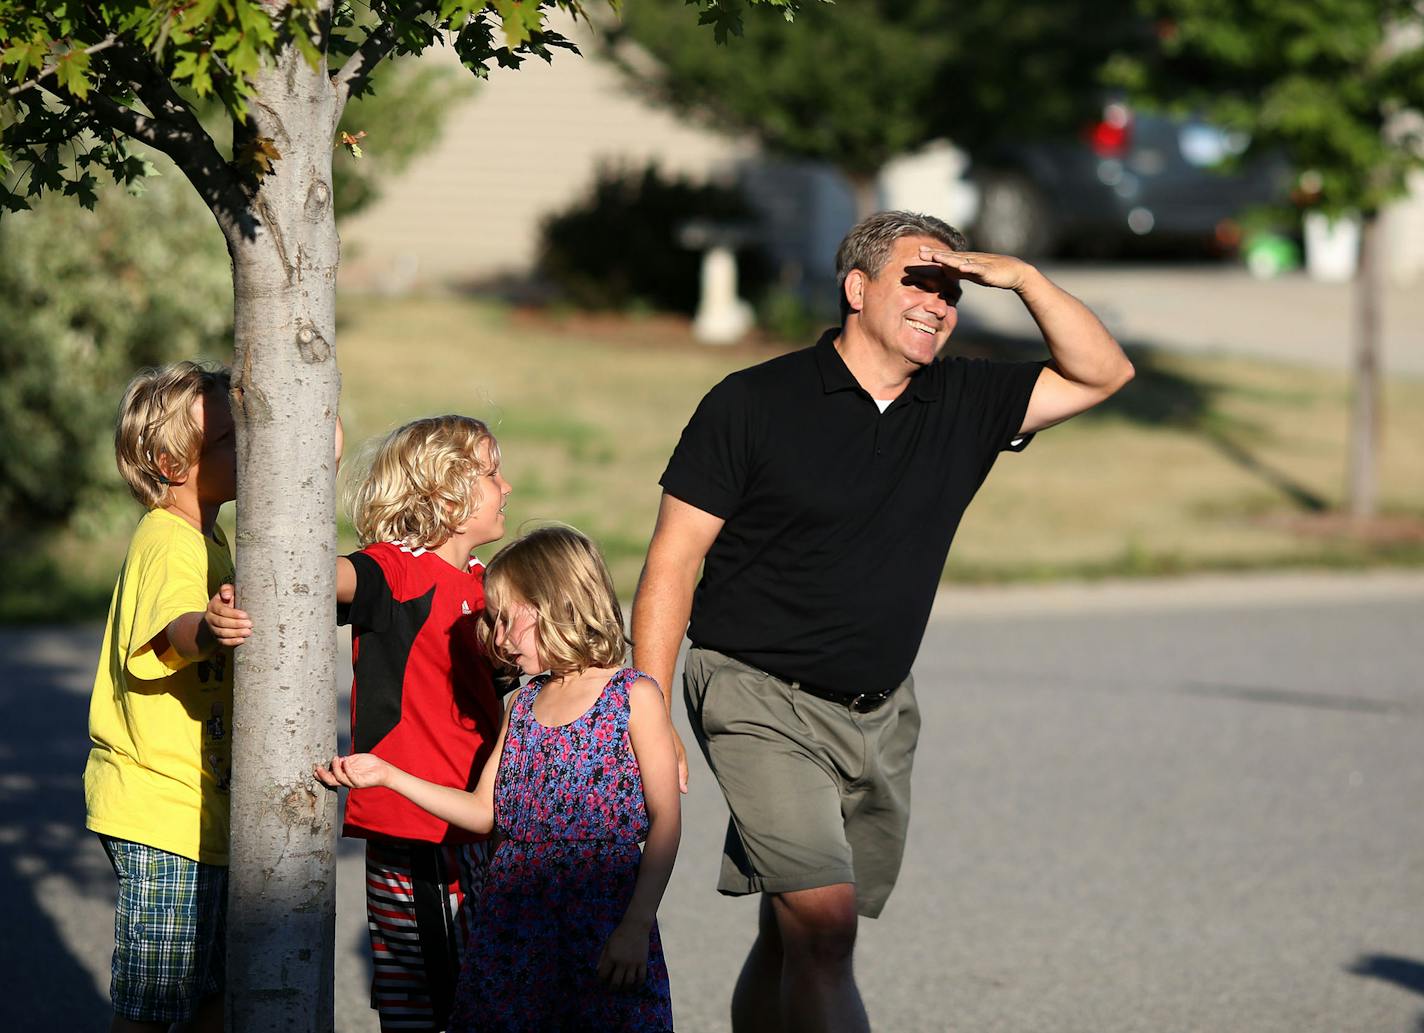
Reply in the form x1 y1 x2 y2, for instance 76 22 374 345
41 81 175 152
333 0 440 102
92 42 255 239
5 34 120 98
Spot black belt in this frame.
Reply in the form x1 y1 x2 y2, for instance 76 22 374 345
700 647 900 713
791 679 897 713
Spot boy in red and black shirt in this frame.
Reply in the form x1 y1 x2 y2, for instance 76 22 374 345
337 416 513 1033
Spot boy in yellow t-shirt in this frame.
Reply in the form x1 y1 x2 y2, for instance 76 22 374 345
85 361 238 1033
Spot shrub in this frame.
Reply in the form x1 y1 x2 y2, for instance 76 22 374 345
538 163 769 315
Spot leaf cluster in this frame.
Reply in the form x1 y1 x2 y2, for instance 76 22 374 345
1 0 811 223
1107 0 1424 215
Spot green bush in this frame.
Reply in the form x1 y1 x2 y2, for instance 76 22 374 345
538 163 769 315
0 173 232 541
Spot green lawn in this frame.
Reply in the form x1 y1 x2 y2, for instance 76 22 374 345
7 292 1423 622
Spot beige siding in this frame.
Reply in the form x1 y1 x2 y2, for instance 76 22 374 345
339 15 752 291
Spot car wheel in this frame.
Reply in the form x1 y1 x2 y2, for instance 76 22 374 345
971 171 1056 258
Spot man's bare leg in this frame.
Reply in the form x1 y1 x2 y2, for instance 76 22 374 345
732 894 786 1033
743 883 867 1033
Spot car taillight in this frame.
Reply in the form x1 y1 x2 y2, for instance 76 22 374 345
1087 103 1133 158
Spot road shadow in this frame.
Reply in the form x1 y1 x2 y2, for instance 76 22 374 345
0 625 113 1029
1346 953 1424 1033
961 328 1330 512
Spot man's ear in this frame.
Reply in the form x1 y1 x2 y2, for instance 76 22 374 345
844 269 866 315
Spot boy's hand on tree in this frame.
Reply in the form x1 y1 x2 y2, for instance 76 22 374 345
596 919 650 990
313 753 390 791
205 585 252 647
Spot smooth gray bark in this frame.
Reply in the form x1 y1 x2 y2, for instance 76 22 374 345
223 35 343 1033
1347 214 1381 520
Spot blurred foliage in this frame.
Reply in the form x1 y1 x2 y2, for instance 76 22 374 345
606 0 1138 181
0 52 465 547
1107 0 1424 217
0 173 231 543
539 162 770 314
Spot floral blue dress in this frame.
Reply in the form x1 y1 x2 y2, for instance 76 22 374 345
448 667 674 1032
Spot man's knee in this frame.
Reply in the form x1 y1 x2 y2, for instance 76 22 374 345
770 884 859 965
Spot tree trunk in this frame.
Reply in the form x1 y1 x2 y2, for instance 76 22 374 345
224 39 343 1033
1347 213 1381 521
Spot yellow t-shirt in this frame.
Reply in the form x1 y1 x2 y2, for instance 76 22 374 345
84 508 235 865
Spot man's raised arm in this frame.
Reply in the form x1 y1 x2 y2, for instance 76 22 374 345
631 492 725 794
919 247 1135 433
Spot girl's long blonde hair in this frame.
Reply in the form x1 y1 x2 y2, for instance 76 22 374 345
480 525 626 676
349 415 499 549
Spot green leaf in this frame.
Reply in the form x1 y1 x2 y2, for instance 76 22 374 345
62 170 99 208
54 47 91 100
492 0 545 48
2 39 47 80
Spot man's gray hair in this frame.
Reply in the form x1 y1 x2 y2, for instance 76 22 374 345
835 210 968 320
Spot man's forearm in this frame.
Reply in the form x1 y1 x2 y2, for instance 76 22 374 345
1017 266 1132 390
630 559 697 715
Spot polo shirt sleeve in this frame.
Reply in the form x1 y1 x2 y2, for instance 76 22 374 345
960 358 1048 456
337 549 398 632
659 375 753 520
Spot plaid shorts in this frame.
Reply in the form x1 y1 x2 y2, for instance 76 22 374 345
101 835 227 1024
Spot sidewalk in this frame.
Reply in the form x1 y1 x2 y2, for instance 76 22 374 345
960 264 1424 375
931 567 1424 620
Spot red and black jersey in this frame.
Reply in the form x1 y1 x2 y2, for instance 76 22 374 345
338 542 503 844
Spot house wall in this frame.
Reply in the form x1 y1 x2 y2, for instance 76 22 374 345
338 15 753 292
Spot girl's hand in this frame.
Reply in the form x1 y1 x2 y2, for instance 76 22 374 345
596 919 650 990
313 753 390 791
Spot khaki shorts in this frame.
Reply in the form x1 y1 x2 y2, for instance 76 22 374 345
683 646 921 918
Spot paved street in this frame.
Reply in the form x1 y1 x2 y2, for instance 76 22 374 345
3 571 1422 1032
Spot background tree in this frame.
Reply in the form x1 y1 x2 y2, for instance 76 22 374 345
1107 0 1424 520
606 0 1136 219
0 54 468 624
0 1 807 1028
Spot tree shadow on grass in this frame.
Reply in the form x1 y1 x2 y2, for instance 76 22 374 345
960 329 1330 513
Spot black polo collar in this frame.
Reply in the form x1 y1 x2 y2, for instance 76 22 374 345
813 328 943 404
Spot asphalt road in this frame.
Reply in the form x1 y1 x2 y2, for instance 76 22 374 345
3 571 1422 1032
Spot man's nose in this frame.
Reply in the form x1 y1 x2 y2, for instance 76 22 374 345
922 291 949 318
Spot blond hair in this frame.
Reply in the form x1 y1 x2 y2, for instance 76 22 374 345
480 525 626 676
350 415 500 549
114 361 232 509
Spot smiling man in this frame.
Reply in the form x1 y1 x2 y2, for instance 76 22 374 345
632 210 1133 1033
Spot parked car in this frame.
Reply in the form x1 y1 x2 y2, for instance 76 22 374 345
968 101 1291 258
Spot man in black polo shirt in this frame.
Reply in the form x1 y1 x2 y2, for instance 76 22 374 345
632 210 1133 1032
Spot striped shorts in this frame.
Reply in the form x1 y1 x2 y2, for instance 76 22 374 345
100 835 227 1024
366 838 491 1033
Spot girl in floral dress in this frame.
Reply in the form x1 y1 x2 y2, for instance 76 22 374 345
316 525 679 1032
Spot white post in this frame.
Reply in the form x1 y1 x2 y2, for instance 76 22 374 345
692 244 754 345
